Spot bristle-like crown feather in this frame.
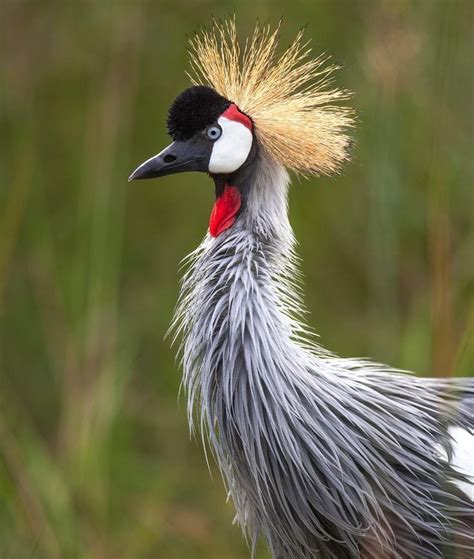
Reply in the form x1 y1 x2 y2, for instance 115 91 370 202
188 19 354 177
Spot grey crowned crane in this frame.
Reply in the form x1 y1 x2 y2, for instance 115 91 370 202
130 20 474 559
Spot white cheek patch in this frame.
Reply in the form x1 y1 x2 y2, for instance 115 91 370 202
208 116 253 174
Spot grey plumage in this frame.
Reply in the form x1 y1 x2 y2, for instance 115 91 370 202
171 151 474 558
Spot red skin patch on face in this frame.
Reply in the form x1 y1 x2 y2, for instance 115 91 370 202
209 185 242 237
222 104 253 130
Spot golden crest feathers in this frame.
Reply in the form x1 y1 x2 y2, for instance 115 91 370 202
188 19 354 177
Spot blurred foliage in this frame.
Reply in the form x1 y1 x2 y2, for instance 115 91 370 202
0 0 472 558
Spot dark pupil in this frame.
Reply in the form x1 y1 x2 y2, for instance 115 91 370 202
210 129 217 136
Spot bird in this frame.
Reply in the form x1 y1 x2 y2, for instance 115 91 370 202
130 19 474 559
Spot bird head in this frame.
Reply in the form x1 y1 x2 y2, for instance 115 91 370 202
129 85 256 181
129 19 354 237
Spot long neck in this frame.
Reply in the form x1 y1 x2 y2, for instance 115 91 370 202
237 152 293 247
172 153 307 426
213 148 294 251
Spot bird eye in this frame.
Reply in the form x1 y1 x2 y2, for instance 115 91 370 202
206 126 222 141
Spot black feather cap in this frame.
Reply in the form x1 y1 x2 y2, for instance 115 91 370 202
167 86 231 141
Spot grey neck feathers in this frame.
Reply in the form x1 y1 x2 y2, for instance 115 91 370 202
171 152 474 559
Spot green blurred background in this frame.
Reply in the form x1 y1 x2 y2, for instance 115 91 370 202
0 1 472 558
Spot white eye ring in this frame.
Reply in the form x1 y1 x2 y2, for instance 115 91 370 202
206 126 222 141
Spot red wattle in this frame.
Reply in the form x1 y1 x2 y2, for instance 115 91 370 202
209 185 242 237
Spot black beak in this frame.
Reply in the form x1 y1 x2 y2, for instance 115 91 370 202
128 137 210 181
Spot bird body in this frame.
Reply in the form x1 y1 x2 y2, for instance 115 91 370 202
130 20 474 558
173 151 473 559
